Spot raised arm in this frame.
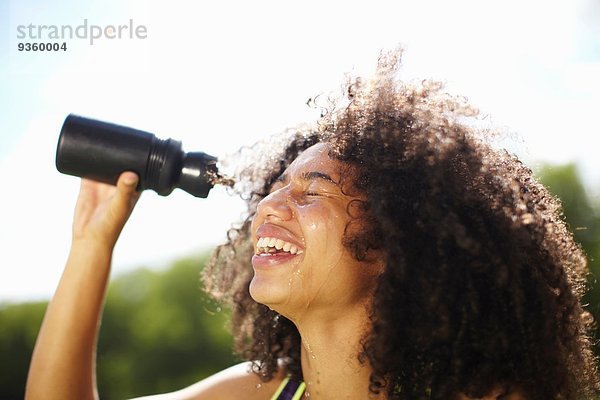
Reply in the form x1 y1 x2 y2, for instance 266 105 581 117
25 172 140 400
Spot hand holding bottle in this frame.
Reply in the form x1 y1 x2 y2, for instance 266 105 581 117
72 172 141 251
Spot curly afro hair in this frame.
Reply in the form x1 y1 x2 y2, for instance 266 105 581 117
203 48 600 399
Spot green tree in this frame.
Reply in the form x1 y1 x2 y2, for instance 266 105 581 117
97 254 236 399
537 164 600 351
0 301 47 400
0 252 236 400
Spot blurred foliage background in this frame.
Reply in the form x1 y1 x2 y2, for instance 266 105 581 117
0 256 236 399
1 163 599 399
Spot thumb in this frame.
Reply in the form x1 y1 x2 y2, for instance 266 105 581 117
119 171 139 191
113 171 141 218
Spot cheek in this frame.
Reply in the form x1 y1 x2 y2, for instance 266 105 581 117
301 202 349 253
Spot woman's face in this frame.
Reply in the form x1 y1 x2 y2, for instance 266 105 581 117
250 143 382 321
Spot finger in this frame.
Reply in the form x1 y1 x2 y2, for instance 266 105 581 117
74 178 111 221
117 171 139 192
99 172 140 241
114 171 140 210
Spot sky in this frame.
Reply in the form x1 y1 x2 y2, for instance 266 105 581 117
1 0 599 302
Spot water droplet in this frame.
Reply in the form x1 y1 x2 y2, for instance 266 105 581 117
256 383 262 389
207 169 236 188
216 306 222 312
305 342 317 359
304 391 311 397
271 314 280 328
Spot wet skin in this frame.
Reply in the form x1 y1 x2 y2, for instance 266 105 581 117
249 143 382 323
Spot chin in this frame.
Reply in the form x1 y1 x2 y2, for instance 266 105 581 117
249 275 289 308
250 276 318 325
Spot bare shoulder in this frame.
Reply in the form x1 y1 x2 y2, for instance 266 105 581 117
130 361 286 400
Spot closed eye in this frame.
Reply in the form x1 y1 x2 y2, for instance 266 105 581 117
305 190 334 198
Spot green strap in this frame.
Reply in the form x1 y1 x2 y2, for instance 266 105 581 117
291 382 307 400
270 376 307 400
270 376 290 400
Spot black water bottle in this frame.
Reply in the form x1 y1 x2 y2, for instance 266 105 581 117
56 114 218 198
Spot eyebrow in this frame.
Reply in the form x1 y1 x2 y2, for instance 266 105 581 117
275 171 339 185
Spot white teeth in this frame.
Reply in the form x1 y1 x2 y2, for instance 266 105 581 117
255 236 303 255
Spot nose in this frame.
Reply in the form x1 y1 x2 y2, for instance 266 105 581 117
256 189 293 222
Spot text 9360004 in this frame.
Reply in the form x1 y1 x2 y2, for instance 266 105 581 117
17 42 67 52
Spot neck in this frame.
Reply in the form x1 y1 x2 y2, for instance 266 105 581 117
291 304 384 400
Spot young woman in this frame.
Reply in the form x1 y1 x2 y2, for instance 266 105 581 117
26 50 600 399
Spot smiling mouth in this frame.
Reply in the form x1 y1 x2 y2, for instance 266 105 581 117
255 236 304 256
